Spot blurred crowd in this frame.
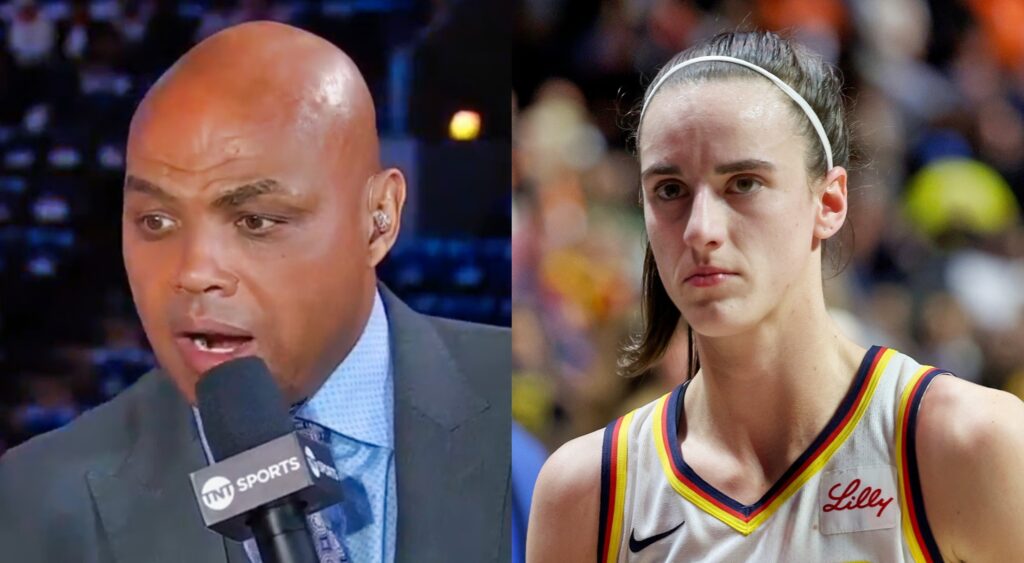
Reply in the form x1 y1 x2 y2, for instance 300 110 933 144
0 0 510 454
512 0 1024 450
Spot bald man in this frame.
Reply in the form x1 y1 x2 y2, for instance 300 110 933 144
0 22 509 563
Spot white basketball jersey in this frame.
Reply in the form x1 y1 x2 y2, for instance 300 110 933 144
597 346 948 563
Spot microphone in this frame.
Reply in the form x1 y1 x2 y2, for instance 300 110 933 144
188 357 344 563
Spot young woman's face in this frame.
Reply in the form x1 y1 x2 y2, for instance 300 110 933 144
639 78 836 338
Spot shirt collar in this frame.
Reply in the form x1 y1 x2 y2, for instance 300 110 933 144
294 289 393 449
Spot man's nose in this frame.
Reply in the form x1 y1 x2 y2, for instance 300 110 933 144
174 234 238 297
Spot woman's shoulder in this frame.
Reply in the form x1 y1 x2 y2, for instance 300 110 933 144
527 428 605 563
914 374 1024 560
535 428 606 502
914 374 1023 466
915 374 1023 476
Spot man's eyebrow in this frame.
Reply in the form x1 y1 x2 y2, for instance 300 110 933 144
211 179 283 209
124 176 287 208
714 159 775 174
124 175 175 201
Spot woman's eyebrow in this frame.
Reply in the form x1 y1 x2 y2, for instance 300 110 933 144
641 158 775 182
641 162 681 182
714 159 775 174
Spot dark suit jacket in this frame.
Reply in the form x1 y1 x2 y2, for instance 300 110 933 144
0 288 510 562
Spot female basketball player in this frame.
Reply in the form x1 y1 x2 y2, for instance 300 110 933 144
527 31 1024 562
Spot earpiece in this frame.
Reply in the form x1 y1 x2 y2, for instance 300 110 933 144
372 210 391 234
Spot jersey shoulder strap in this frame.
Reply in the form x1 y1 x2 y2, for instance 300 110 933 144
596 389 669 563
895 364 952 563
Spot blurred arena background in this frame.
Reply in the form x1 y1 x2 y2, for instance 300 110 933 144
0 0 510 453
512 0 1024 453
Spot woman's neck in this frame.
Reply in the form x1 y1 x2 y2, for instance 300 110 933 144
683 289 866 484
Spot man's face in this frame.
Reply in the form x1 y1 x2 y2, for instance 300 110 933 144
122 98 375 404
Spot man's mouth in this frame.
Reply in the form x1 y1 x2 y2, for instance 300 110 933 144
186 333 254 354
171 319 258 376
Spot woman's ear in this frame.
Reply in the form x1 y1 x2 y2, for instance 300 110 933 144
815 166 848 240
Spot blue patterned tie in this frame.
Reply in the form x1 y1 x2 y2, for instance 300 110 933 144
240 290 395 562
294 418 350 562
292 417 394 563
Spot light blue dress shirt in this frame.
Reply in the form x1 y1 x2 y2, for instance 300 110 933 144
194 290 396 563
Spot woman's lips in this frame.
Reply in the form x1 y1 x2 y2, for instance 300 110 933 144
688 270 737 288
685 272 735 287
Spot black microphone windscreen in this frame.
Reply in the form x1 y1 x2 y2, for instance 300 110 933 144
196 356 294 461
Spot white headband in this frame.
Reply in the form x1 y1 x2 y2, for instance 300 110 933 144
640 55 834 170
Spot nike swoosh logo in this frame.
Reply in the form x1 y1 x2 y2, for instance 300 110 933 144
628 521 685 553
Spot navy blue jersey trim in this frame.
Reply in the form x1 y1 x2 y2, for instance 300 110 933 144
905 368 948 561
597 418 618 562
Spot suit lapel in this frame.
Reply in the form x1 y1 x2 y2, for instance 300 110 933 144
381 287 494 561
86 288 496 562
85 373 246 563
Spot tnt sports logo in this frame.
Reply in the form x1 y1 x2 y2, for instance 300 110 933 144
201 476 235 511
305 446 320 478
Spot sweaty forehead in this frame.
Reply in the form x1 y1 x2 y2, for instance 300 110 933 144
128 93 314 173
126 22 377 175
638 79 801 166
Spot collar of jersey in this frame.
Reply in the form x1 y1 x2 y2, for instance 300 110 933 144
653 345 893 535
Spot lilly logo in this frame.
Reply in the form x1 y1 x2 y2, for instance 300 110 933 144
822 479 894 517
818 466 899 535
201 476 235 511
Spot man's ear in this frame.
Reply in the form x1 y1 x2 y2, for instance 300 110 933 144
815 166 848 240
367 167 406 268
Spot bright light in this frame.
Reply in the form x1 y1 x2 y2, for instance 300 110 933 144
449 110 481 141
